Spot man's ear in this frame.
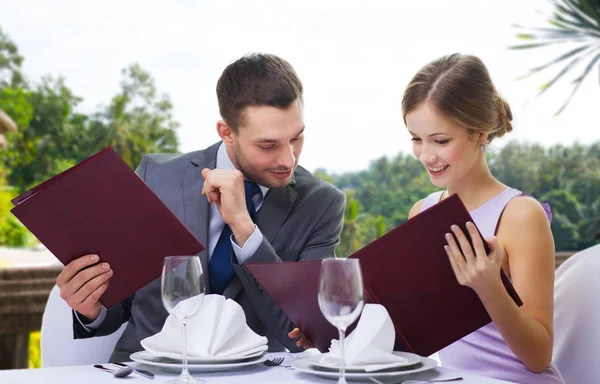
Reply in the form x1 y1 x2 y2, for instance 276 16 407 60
217 120 234 145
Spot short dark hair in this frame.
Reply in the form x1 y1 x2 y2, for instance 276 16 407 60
216 53 303 132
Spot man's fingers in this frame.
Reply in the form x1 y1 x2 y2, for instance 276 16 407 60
298 335 314 349
56 254 99 288
78 282 109 317
288 328 314 349
63 263 111 299
71 268 113 306
201 169 223 204
209 190 221 204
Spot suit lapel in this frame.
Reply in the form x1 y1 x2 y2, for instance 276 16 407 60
183 143 219 292
257 184 297 244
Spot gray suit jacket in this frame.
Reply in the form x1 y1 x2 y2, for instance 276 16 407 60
73 142 346 362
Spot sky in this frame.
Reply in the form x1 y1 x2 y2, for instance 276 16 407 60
3 0 599 173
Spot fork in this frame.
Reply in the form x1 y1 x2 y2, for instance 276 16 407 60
263 357 285 366
370 377 463 384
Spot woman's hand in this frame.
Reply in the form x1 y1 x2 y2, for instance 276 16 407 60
444 221 504 295
288 328 315 349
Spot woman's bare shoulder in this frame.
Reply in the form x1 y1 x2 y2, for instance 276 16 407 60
408 199 426 219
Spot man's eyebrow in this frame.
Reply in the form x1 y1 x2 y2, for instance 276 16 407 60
254 127 305 144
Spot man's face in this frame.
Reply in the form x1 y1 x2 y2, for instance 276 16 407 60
230 99 304 188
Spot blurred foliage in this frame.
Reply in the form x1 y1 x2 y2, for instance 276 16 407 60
0 26 180 246
29 331 41 368
320 141 600 253
510 0 600 114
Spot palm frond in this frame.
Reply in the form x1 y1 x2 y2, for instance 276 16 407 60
564 0 600 27
552 0 600 27
553 13 600 37
536 50 594 96
509 41 573 50
555 50 600 114
518 45 591 80
555 4 597 30
512 0 600 114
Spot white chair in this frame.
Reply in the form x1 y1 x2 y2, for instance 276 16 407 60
41 285 127 367
552 244 600 384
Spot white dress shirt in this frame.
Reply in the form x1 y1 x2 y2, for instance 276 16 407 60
209 142 268 261
78 142 268 330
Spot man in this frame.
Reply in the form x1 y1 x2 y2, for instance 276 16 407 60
55 53 345 362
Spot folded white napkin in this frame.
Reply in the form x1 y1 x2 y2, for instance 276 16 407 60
323 303 408 372
141 294 268 359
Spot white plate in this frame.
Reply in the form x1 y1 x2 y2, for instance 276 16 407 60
307 351 422 372
130 351 268 373
291 356 438 381
137 347 267 364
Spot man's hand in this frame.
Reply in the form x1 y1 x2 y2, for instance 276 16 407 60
288 328 315 349
201 168 255 246
56 254 112 320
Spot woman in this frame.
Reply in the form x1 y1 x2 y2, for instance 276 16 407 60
402 53 563 383
290 53 564 383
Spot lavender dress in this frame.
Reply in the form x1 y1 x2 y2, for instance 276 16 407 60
420 187 564 384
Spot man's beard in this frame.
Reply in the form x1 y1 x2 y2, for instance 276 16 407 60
234 145 295 188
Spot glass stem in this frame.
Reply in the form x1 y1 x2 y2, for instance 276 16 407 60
181 320 191 378
338 327 347 384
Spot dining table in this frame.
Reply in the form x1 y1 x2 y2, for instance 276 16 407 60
0 352 513 384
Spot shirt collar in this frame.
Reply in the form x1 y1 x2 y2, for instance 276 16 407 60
216 142 269 198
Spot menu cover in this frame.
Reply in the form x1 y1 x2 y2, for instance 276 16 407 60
11 147 205 308
246 194 521 356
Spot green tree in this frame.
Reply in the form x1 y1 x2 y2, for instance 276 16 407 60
0 169 35 247
541 189 585 249
0 27 182 246
313 168 333 183
338 191 364 257
89 64 179 168
0 77 87 191
510 0 600 114
327 141 600 253
0 26 25 87
337 190 387 257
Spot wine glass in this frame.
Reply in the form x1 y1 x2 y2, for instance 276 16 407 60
161 256 206 384
317 258 364 384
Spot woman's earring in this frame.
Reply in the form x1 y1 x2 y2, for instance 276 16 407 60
480 142 486 151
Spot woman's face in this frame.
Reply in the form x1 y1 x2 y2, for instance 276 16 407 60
406 102 483 189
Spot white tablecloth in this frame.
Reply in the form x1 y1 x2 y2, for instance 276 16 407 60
0 352 512 384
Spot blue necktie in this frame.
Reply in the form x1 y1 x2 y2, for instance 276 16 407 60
209 180 261 294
